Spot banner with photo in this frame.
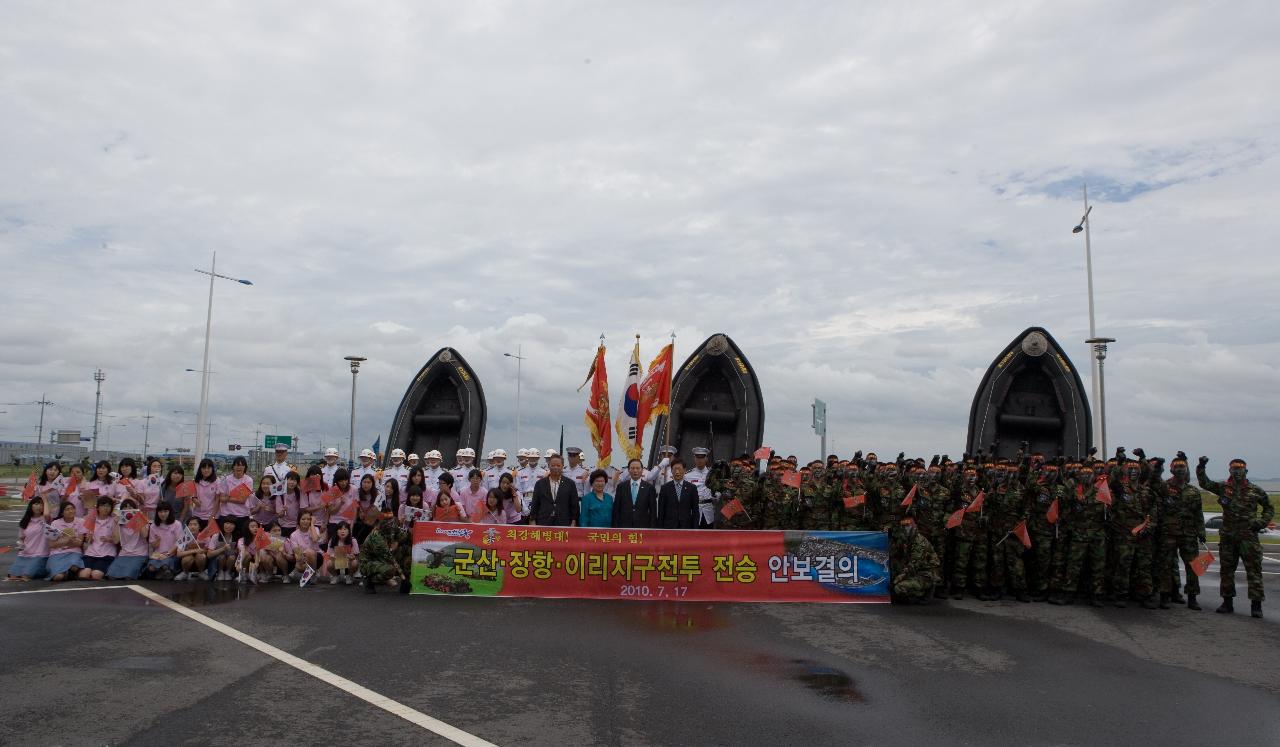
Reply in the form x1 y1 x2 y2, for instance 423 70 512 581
410 523 889 603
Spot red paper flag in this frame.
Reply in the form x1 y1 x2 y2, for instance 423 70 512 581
119 478 133 488
0 546 11 554
780 471 802 489
844 493 866 509
965 491 985 514
325 486 345 507
901 484 918 507
228 483 253 503
196 521 219 542
301 475 322 493
63 476 80 497
22 473 36 500
1094 476 1112 506
336 500 358 523
1046 498 1060 525
946 508 966 529
84 514 96 533
720 498 745 520
80 487 100 500
252 528 272 552
125 510 149 534
1190 550 1215 577
1129 517 1150 536
753 446 772 460
1012 520 1032 549
176 481 197 499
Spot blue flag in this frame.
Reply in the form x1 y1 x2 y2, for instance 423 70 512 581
371 436 381 455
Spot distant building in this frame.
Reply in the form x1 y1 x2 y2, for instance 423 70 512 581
0 440 89 467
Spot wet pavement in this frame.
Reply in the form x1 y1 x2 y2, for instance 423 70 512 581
3 506 1280 745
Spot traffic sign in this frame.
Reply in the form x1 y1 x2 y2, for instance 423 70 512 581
264 435 293 449
812 399 827 436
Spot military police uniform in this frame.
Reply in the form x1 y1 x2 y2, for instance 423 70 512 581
685 447 715 528
562 447 590 497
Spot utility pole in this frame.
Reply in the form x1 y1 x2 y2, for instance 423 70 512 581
92 369 106 452
812 398 827 462
141 412 154 459
35 393 52 463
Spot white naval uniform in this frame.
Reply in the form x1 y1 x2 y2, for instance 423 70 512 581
422 466 445 492
644 458 673 490
382 464 410 494
350 464 377 488
320 462 342 488
685 465 714 526
482 465 509 492
515 465 545 516
563 463 590 497
448 464 475 488
264 460 295 497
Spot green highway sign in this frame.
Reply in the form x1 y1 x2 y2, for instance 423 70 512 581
264 435 293 448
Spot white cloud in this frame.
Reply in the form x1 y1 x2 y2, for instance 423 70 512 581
1 2 1279 474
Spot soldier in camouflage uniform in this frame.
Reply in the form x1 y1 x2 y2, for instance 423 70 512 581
872 462 905 533
987 465 1030 602
1052 463 1107 607
757 471 788 530
709 461 760 530
1198 457 1274 618
948 467 987 600
1027 463 1064 602
1108 459 1158 608
361 511 410 593
1165 454 1206 609
838 466 879 532
890 516 941 604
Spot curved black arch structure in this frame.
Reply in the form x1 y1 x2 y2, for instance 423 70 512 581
646 333 765 467
386 348 486 462
967 327 1092 460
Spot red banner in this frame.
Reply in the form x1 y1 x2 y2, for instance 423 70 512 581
411 522 889 603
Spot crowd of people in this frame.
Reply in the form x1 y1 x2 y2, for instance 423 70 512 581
5 441 1274 616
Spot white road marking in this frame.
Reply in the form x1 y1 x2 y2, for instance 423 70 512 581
127 585 496 747
0 584 137 595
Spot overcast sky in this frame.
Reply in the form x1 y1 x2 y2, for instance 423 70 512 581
2 2 1278 473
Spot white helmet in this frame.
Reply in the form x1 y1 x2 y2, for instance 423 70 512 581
390 448 406 459
407 453 420 462
527 448 542 459
425 450 442 460
359 448 375 459
323 447 339 458
493 449 508 459
545 448 559 458
457 447 476 459
516 448 530 458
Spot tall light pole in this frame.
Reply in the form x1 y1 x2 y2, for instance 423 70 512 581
34 394 52 463
1072 185 1107 453
92 369 106 452
141 412 153 459
344 356 366 469
504 346 525 449
192 252 253 470
1086 337 1116 455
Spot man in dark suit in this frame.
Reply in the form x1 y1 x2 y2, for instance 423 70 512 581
529 455 580 526
657 458 699 529
612 458 658 528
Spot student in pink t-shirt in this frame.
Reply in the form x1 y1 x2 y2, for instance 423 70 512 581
174 516 206 580
274 472 302 534
205 516 239 581
218 457 256 534
146 504 183 579
286 511 322 581
323 521 359 585
80 460 119 516
116 458 145 511
7 496 51 580
259 523 290 582
191 459 220 528
234 518 265 584
47 501 87 582
300 465 327 533
63 464 88 517
456 470 489 522
79 497 120 581
106 498 150 580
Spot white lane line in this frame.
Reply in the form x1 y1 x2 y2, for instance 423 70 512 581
0 584 137 595
127 585 496 747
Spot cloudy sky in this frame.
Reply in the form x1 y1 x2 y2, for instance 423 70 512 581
2 2 1278 473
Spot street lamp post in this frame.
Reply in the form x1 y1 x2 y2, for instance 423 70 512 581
344 356 366 469
1072 185 1108 452
192 252 252 470
504 346 525 450
1086 337 1116 455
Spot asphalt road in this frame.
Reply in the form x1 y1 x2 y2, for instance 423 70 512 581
2 506 1279 746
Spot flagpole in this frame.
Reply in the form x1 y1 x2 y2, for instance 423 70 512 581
662 330 675 452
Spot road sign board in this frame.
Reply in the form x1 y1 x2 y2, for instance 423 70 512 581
264 435 293 449
812 398 827 436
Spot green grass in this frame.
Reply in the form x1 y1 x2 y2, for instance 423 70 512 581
409 563 505 596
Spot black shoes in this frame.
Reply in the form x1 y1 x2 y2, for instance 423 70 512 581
1216 598 1234 614
1187 594 1200 611
1252 600 1263 619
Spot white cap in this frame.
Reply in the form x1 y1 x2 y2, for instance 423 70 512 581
323 447 339 458
407 453 420 461
527 448 542 458
457 447 475 458
493 449 508 459
545 448 559 457
425 450 442 460
359 448 375 459
390 448 406 459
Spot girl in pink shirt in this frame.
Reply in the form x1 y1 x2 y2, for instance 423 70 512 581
116 458 145 510
299 465 327 533
259 523 290 582
323 522 359 584
406 467 438 508
354 474 380 543
173 516 206 581
274 472 302 533
47 501 87 582
79 497 119 581
191 459 220 527
399 485 430 525
326 476 359 540
286 511 322 581
139 458 165 518
63 464 87 517
247 475 276 530
205 516 239 581
80 460 117 516
29 462 65 512
106 497 149 580
146 504 183 579
7 495 51 580
235 518 265 584
431 485 466 522
217 457 255 533
456 471 488 521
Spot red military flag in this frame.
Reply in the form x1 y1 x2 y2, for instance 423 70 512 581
634 342 674 448
946 507 966 529
580 342 612 467
753 446 773 461
228 483 253 503
301 475 322 493
1094 476 1113 506
844 493 866 509
21 473 36 500
1129 517 1150 536
901 484 918 507
1012 520 1032 549
780 470 802 489
965 491 985 514
175 481 197 499
1190 549 1215 577
721 498 745 520
1046 498 1060 525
